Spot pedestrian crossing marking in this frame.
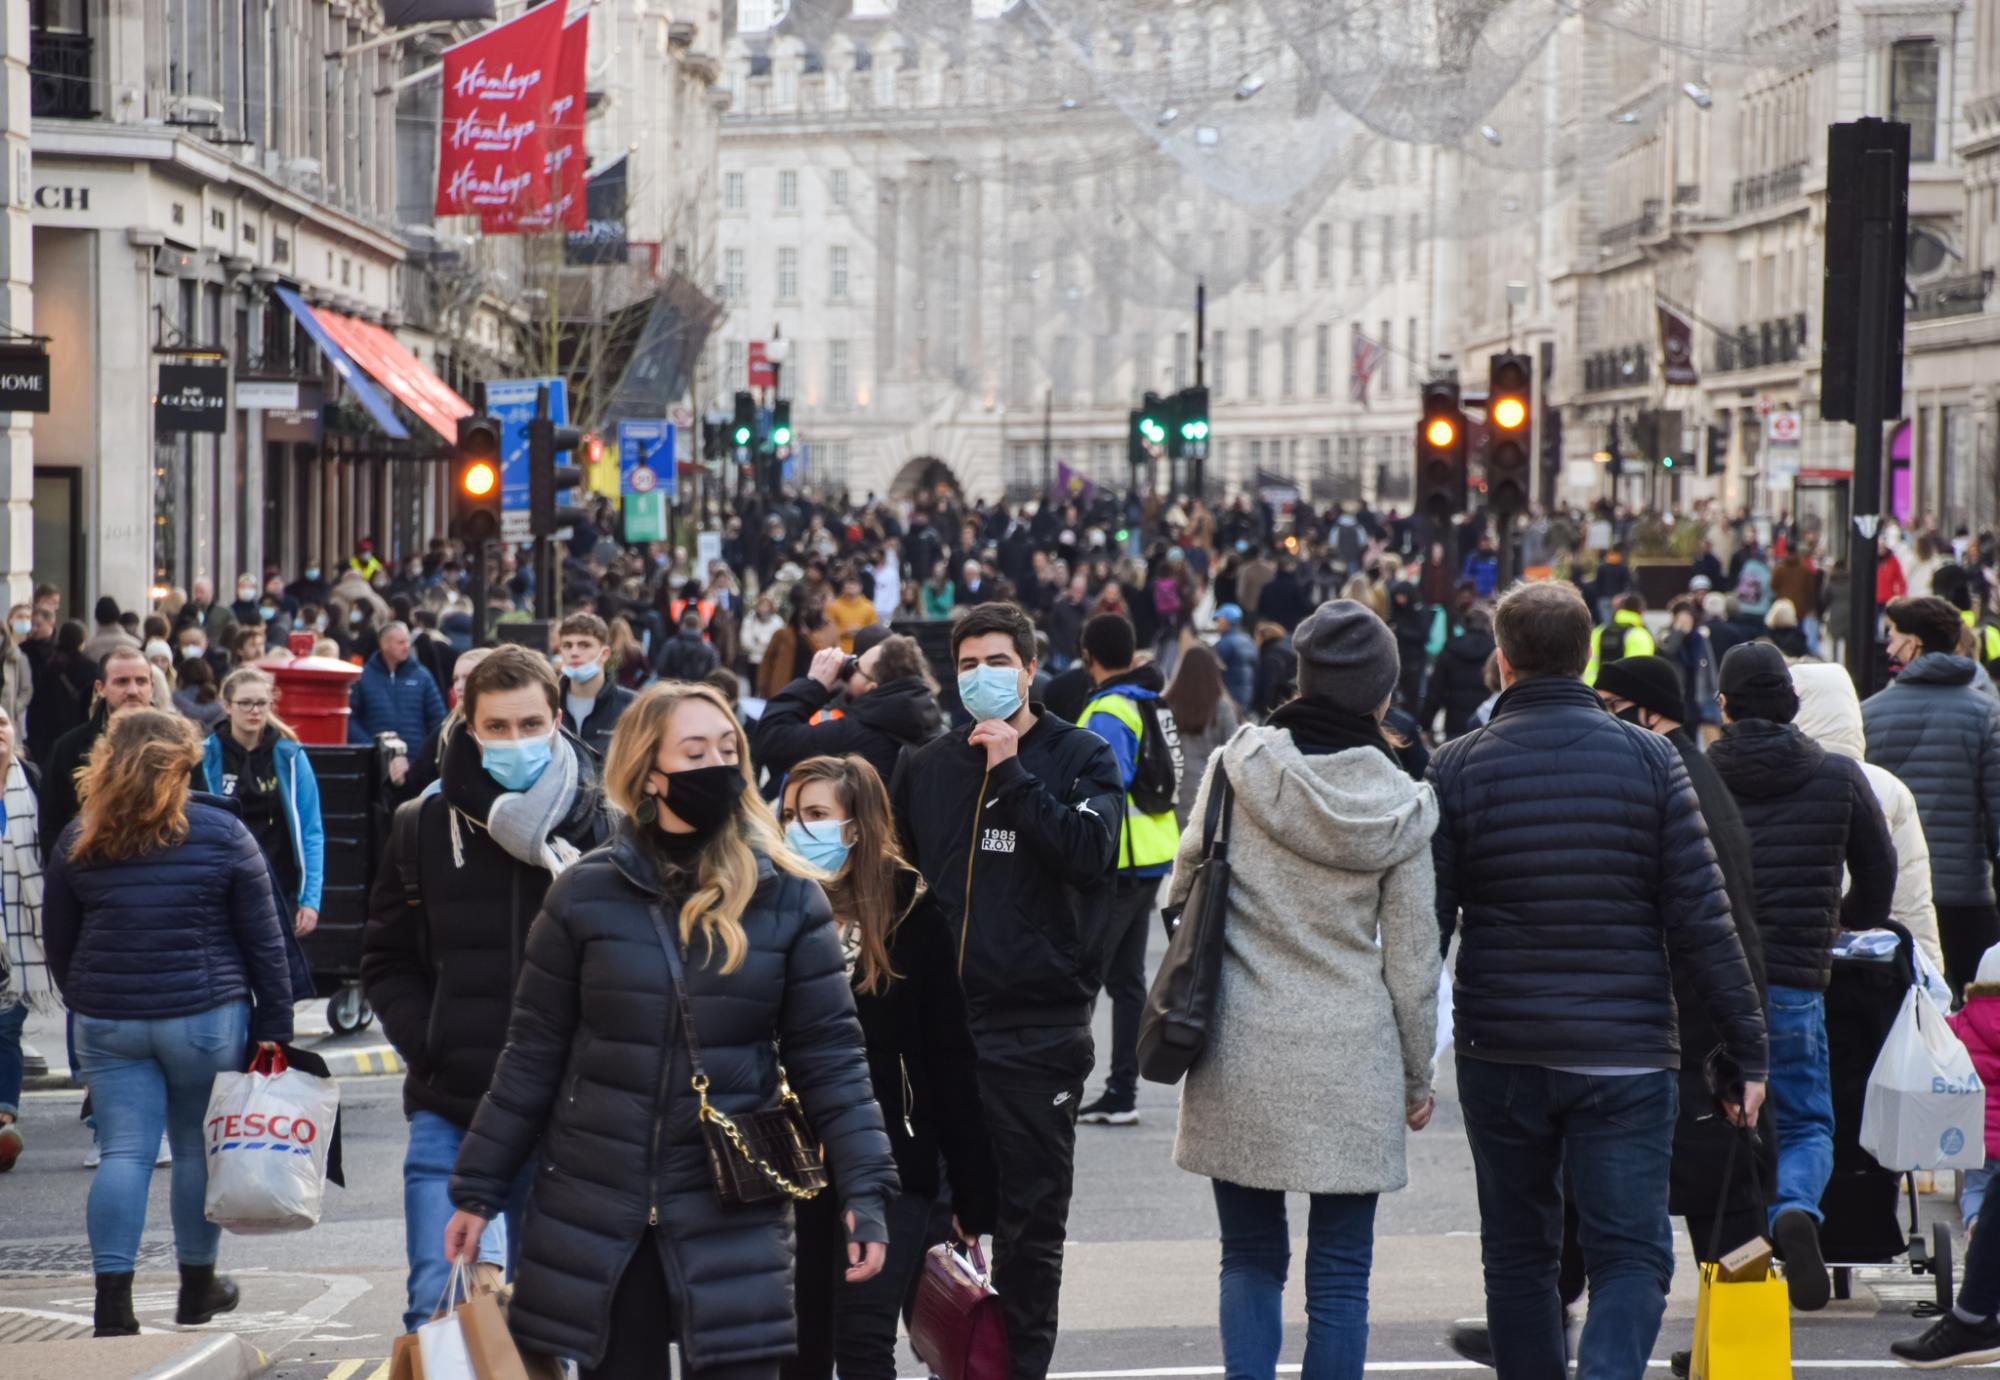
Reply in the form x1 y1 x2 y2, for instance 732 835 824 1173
323 1360 390 1380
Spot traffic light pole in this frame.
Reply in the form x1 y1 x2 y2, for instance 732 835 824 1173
1845 147 1898 696
1193 280 1206 498
469 538 489 646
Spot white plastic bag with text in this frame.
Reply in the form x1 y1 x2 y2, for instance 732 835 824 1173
1859 986 1985 1171
202 1048 339 1233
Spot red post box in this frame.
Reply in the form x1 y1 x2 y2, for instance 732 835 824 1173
268 631 363 745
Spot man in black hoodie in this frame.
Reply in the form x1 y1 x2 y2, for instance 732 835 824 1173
891 602 1123 1380
361 647 613 1334
757 633 945 787
1708 642 1895 1311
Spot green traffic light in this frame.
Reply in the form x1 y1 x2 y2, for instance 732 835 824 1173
1114 528 1129 542
733 426 751 445
772 424 793 445
1182 419 1210 440
1139 418 1166 445
1662 455 1674 468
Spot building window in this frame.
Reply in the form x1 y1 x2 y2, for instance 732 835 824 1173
1249 438 1264 475
828 340 851 407
1407 213 1422 277
1316 222 1332 284
724 248 745 300
1009 336 1031 407
830 245 849 299
1245 328 1262 398
1091 440 1116 479
1406 317 1418 389
1281 240 1297 287
1891 39 1939 162
1379 215 1393 280
725 340 746 388
1052 335 1075 406
1093 334 1115 404
1011 240 1033 300
1379 319 1393 396
1247 229 1266 286
723 172 744 211
1133 332 1156 396
777 247 798 300
1350 219 1365 279
778 169 799 210
1211 330 1227 399
830 169 850 207
818 440 850 489
1314 323 1332 397
1279 326 1297 398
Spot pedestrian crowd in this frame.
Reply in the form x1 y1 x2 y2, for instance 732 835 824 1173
9 483 2000 1378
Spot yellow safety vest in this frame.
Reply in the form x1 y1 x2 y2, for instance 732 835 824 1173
1077 691 1180 872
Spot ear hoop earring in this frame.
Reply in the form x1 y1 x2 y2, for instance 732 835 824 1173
635 795 659 826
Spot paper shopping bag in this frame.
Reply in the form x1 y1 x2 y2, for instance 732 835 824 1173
417 1263 479 1380
388 1332 426 1380
458 1288 564 1380
1690 1261 1791 1379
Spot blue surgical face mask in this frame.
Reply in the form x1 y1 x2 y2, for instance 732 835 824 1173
304 567 320 581
957 665 1024 722
259 605 277 622
786 819 852 873
479 731 553 792
561 659 602 683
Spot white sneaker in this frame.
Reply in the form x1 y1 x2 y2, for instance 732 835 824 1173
83 1141 101 1169
156 1134 172 1167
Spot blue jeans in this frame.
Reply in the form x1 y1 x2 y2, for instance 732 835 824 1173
1210 1179 1378 1380
72 1001 250 1273
1965 1157 2000 1226
1457 1058 1678 1380
1766 984 1835 1227
0 1000 26 1117
402 1110 530 1332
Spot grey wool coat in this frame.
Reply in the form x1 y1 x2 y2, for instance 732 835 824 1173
1169 725 1441 1196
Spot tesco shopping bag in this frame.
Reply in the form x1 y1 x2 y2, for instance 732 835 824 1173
203 1047 340 1233
1858 987 1986 1171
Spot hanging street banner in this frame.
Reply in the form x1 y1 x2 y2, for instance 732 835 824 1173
434 2 567 222
0 343 50 413
566 154 630 265
481 12 588 234
155 364 229 434
487 376 567 542
1657 303 1700 386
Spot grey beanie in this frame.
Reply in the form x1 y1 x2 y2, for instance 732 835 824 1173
1293 599 1400 714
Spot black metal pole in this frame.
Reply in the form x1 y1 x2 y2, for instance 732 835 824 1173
1845 148 1896 694
470 539 489 646
1041 386 1053 497
1194 279 1207 498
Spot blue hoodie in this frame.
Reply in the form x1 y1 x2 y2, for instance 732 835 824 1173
200 731 325 912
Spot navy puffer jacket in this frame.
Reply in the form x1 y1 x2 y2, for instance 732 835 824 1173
1862 652 2000 905
1707 719 1896 991
450 831 897 1370
42 798 296 1043
1426 676 1767 1078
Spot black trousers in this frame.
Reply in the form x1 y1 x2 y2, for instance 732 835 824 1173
583 1230 779 1380
978 1031 1090 1380
1938 903 2000 1002
785 1188 936 1380
1096 877 1159 1104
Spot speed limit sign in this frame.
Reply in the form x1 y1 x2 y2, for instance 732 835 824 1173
630 465 658 493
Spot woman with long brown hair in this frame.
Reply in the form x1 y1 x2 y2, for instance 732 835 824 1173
1163 643 1242 834
42 709 294 1338
444 682 897 1380
778 754 995 1380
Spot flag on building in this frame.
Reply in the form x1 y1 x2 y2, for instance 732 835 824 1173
1657 302 1700 386
1350 332 1386 409
434 2 569 221
482 13 589 234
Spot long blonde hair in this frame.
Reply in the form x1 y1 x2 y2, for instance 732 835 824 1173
220 667 298 740
603 681 819 973
70 710 202 863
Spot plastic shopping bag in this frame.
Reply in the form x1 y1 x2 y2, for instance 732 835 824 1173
203 1047 340 1234
1858 986 1987 1171
1690 1261 1791 1379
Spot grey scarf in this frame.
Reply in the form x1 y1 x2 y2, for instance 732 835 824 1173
456 733 584 876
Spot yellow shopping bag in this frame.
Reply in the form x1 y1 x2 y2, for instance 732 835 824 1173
1690 1261 1791 1379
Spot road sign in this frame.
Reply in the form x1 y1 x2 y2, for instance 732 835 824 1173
1767 410 1802 444
630 465 657 493
747 341 775 389
624 490 667 544
488 377 567 542
670 404 694 428
617 418 674 501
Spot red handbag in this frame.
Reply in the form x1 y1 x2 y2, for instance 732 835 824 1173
909 1242 1010 1380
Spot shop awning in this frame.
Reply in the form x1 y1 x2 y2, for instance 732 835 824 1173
307 307 472 445
273 286 409 441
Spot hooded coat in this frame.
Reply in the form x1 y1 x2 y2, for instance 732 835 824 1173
1169 727 1440 1195
1862 652 2000 906
1420 625 1495 740
754 673 946 788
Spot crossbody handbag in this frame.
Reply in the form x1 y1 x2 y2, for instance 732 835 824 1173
1136 769 1234 1085
648 904 828 1207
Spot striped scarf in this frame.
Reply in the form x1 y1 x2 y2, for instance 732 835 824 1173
0 756 51 1012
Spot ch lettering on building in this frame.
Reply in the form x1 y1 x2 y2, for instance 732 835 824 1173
32 184 89 212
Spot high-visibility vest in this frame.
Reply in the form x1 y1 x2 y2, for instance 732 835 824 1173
1077 691 1179 872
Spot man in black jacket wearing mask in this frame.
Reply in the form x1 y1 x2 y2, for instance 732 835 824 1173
1707 642 1896 1311
757 633 945 787
891 602 1123 1380
361 647 613 1335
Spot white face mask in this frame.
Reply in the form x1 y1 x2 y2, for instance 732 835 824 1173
180 644 204 661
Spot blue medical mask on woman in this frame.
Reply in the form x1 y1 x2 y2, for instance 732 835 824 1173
957 665 1024 722
479 731 553 792
785 819 852 873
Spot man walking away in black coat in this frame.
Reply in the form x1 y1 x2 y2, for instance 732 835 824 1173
1427 581 1767 1380
554 611 635 763
361 647 613 1334
1707 642 1894 1311
891 603 1123 1380
654 608 720 683
756 634 945 788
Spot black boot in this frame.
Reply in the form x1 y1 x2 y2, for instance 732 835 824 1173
93 1272 139 1337
175 1262 240 1325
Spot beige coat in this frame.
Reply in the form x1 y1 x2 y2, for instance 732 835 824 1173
1169 726 1440 1195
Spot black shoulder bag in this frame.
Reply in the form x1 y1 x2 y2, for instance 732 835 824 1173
647 905 828 1207
1137 770 1234 1086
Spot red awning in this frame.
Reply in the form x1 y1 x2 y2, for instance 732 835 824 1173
310 307 471 444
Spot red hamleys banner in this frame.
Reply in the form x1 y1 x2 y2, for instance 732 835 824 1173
481 13 588 233
434 1 568 220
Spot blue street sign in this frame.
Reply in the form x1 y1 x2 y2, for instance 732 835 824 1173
617 419 675 501
487 376 567 542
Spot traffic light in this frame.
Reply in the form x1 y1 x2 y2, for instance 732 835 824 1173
1705 421 1729 477
1484 352 1532 511
527 385 583 538
1416 378 1467 524
770 400 793 451
731 390 755 448
1170 385 1209 460
1487 352 1531 433
451 413 503 546
702 418 727 461
1131 392 1170 467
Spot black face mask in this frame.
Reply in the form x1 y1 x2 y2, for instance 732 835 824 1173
643 764 742 837
1615 704 1646 726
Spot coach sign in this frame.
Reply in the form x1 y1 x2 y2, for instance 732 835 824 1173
156 364 229 434
0 343 50 412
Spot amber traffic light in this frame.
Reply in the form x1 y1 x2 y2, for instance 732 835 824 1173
452 414 503 545
461 459 498 497
1425 416 1458 449
1491 396 1528 431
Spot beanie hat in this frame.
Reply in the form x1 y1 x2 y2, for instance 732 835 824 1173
1976 942 2000 989
1718 641 1794 696
1593 655 1686 725
1292 599 1399 714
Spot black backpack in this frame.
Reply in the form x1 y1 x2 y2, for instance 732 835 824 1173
1600 619 1634 667
1127 697 1184 817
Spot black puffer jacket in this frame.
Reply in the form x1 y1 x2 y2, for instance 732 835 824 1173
1426 676 1767 1077
448 830 898 1370
360 731 613 1127
1863 652 2000 905
1708 718 1896 991
756 674 946 787
1421 627 1495 739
